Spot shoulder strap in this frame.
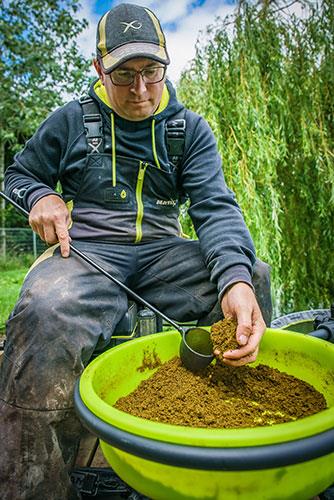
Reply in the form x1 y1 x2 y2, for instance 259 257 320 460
79 95 104 154
79 96 187 165
165 109 187 167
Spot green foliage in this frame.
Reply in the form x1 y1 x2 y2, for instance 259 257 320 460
0 205 28 228
0 0 92 231
0 0 91 157
178 0 334 315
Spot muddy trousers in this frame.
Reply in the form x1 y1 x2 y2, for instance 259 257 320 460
0 237 272 499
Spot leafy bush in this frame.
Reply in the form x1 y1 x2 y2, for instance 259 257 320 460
178 0 334 316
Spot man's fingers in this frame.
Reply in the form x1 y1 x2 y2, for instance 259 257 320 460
222 350 258 367
223 317 265 361
235 306 253 345
43 223 59 245
28 195 71 256
29 221 44 243
236 321 252 346
223 331 262 359
54 222 70 257
219 283 267 367
31 221 70 257
223 342 256 359
214 343 258 366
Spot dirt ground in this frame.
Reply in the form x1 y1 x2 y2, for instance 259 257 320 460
115 319 327 428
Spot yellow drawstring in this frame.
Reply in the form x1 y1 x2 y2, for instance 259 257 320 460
151 119 161 169
111 112 116 186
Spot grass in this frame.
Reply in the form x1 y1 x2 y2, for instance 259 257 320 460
0 256 33 333
0 268 27 332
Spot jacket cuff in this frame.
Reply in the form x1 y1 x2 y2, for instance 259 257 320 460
217 265 254 302
27 188 62 211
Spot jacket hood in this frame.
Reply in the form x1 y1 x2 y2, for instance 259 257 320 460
88 78 184 128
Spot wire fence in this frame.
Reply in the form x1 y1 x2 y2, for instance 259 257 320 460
0 228 47 259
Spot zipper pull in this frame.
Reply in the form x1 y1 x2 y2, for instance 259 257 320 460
138 161 147 180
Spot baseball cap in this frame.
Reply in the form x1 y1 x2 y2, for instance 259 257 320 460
96 3 170 74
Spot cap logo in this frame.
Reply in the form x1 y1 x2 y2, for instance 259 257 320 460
120 20 142 33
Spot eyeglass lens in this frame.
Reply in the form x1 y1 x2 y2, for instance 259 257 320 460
110 66 166 86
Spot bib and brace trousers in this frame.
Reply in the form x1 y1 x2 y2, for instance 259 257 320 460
1 81 272 499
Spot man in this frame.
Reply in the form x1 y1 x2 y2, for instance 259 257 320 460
0 3 271 498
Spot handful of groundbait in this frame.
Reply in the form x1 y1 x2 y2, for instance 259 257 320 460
210 318 239 362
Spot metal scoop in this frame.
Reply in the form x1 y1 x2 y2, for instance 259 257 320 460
1 191 214 372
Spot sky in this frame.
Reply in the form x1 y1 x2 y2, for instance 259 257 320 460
76 0 238 84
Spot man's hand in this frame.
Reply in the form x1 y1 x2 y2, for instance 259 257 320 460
218 282 266 366
29 195 71 257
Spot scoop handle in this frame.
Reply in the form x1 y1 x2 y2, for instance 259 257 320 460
0 191 184 335
70 244 184 334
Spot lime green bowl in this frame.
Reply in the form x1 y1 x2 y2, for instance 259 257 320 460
74 329 334 499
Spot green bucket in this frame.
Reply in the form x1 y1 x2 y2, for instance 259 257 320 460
75 328 334 499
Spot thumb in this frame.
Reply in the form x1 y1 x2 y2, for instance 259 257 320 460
235 310 252 346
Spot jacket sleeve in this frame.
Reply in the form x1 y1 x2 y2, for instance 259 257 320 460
180 111 256 299
4 104 75 212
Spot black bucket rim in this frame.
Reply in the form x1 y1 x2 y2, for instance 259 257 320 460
271 309 330 330
74 380 334 471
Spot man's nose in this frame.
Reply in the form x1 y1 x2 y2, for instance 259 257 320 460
130 73 147 94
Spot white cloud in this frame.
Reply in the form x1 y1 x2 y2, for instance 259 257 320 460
164 3 235 84
151 0 189 24
75 1 98 71
76 0 236 84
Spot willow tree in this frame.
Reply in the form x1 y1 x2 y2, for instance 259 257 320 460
178 0 334 316
0 0 91 250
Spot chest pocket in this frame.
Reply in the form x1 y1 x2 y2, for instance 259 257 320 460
142 162 179 212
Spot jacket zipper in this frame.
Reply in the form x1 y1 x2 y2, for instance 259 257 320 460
135 161 148 243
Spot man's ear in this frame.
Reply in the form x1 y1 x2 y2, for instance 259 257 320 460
93 58 105 83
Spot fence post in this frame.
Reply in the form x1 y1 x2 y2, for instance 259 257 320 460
0 227 5 259
2 228 45 258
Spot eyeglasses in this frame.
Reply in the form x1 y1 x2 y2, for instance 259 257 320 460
109 66 166 86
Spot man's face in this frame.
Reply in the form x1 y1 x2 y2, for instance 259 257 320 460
94 58 166 121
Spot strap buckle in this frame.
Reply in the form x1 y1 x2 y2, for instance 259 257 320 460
83 114 103 139
166 118 186 135
79 95 93 105
166 119 186 160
